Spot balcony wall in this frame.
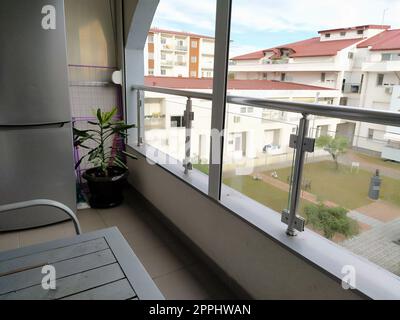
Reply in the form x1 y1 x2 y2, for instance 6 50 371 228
362 61 400 72
126 146 363 299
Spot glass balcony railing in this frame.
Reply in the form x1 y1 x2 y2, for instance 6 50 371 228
131 84 400 278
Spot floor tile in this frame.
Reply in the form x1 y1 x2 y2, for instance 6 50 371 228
76 209 107 233
19 222 73 247
136 244 186 279
154 268 210 300
0 232 19 252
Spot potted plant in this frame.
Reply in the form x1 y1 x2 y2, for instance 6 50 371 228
73 107 137 209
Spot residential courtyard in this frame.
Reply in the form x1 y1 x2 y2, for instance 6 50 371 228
195 151 400 275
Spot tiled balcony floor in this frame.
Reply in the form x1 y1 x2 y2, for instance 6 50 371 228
0 187 237 300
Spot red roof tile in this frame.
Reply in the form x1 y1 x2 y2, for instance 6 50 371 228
357 29 400 51
231 37 360 60
230 50 270 61
149 28 214 40
318 25 390 34
145 76 334 91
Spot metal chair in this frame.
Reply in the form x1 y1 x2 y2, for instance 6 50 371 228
0 199 81 235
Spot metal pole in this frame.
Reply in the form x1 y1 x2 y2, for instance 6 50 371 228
136 89 142 147
287 114 310 236
184 97 193 174
208 0 232 200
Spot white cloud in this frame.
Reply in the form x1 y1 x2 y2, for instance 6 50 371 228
151 0 400 49
231 0 400 33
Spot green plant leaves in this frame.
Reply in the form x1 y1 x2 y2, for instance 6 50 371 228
74 107 137 174
304 203 359 239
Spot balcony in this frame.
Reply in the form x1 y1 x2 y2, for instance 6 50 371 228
131 84 400 300
4 0 400 302
175 45 188 51
160 60 174 67
175 61 188 66
0 187 236 300
362 60 400 72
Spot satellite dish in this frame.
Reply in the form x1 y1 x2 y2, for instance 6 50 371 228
112 70 122 85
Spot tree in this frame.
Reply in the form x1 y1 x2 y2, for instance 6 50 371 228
316 135 349 170
303 203 359 240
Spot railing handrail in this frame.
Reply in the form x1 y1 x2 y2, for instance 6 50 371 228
132 84 400 127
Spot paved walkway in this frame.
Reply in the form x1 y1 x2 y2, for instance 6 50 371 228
347 210 384 228
342 218 400 276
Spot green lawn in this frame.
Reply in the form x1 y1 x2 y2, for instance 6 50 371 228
193 164 209 175
355 152 400 171
223 175 290 213
269 160 400 210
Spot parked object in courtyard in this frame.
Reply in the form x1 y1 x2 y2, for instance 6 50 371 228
369 169 382 200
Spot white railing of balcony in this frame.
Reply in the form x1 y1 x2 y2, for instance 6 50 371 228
131 84 400 236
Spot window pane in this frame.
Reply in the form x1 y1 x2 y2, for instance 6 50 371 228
144 0 216 81
223 0 400 278
296 117 400 276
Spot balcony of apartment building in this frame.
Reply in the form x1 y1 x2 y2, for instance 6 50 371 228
2 0 400 301
229 56 344 73
362 53 400 72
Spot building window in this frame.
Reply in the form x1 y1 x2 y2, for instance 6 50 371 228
368 129 374 140
321 73 326 82
262 72 268 79
191 40 198 48
325 33 331 38
340 32 346 37
190 71 197 77
148 52 154 60
191 56 197 63
148 35 154 43
247 107 254 113
171 116 184 128
161 37 167 44
357 30 364 35
376 74 384 86
161 53 166 60
348 52 354 59
161 69 167 76
148 69 154 75
382 53 392 61
340 97 348 106
233 116 241 123
280 73 286 82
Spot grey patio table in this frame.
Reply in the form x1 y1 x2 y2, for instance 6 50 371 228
0 227 164 300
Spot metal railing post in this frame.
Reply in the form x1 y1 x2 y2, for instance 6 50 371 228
136 89 143 147
283 114 315 236
183 97 193 174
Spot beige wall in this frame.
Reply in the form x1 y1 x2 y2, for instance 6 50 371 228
65 0 118 67
127 147 364 299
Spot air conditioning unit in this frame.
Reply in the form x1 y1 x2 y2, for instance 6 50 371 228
385 87 394 95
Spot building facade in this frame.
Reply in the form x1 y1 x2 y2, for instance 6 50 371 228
145 28 215 78
143 76 341 166
229 25 400 161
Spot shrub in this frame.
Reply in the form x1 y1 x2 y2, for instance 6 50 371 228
304 203 359 239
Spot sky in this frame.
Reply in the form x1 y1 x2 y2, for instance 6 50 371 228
151 0 400 57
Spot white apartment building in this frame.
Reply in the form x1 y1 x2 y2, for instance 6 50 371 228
229 25 400 161
143 76 341 165
144 28 215 78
